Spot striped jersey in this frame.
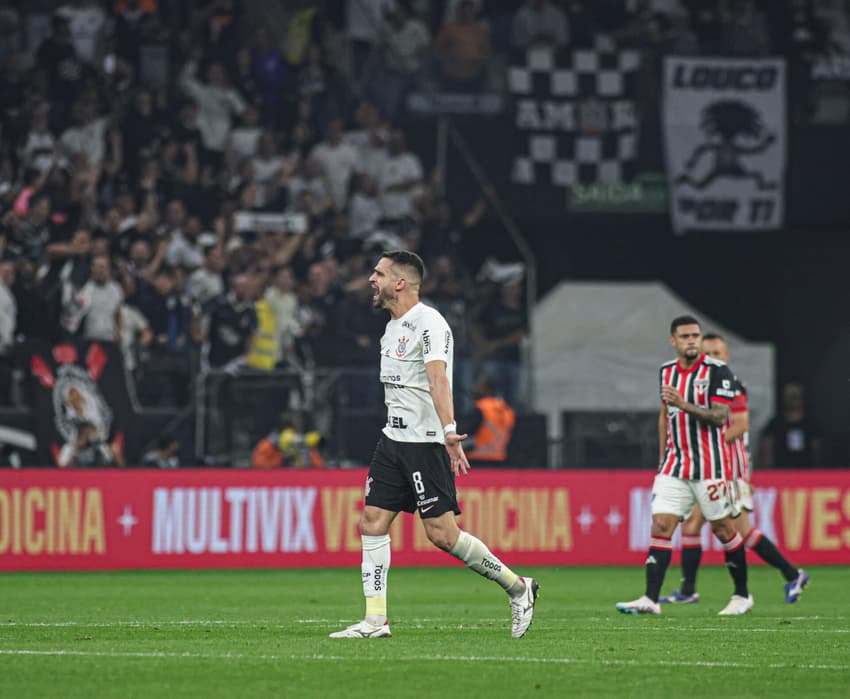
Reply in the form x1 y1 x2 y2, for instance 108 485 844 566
658 354 736 480
728 377 751 482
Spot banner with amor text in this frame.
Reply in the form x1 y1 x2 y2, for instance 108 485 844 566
0 469 848 571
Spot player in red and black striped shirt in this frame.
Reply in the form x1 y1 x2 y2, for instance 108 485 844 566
616 316 752 616
660 334 809 605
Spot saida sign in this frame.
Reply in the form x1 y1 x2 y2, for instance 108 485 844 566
569 173 668 212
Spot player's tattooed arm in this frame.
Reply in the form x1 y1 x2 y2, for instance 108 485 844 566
661 385 730 427
684 401 729 428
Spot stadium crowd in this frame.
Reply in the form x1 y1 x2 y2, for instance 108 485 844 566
0 0 847 440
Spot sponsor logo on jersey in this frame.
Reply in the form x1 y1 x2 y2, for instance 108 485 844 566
422 329 431 354
402 320 416 331
395 336 409 357
365 476 373 497
444 330 451 354
388 416 408 429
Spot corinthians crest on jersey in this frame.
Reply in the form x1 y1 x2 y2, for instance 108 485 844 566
379 302 454 444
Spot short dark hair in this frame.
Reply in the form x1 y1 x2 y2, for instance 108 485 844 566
702 332 725 342
381 250 425 284
670 315 700 335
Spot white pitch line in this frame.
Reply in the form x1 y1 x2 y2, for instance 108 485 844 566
0 649 848 672
1 620 847 634
0 620 508 631
588 616 847 622
0 621 496 631
782 616 848 621
0 621 254 628
293 618 506 624
602 627 849 634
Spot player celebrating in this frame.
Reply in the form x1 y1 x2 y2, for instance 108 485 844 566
660 333 809 605
330 251 539 639
616 316 752 616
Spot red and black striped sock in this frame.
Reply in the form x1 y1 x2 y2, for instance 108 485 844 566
680 535 702 596
722 532 749 597
645 536 673 602
745 529 798 582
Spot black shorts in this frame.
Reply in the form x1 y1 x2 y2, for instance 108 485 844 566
365 436 461 519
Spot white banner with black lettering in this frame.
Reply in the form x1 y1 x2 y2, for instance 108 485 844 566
663 57 786 234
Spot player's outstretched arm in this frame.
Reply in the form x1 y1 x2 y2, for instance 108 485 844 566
445 433 470 476
425 359 470 476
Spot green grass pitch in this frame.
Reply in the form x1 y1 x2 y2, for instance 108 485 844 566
0 566 847 698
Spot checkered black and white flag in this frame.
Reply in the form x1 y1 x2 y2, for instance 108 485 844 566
508 40 641 188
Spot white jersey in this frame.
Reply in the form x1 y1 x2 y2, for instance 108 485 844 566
380 302 453 443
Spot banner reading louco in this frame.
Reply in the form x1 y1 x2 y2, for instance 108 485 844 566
663 56 786 234
0 469 847 571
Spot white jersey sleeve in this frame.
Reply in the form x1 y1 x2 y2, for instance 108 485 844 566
421 307 452 367
380 303 454 443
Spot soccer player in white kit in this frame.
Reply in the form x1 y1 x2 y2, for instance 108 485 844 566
330 251 539 639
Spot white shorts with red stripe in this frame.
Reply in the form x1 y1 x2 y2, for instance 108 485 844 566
732 478 754 512
651 474 739 521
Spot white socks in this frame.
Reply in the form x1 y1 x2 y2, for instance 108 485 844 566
449 530 524 596
361 534 390 625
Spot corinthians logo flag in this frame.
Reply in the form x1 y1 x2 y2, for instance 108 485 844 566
663 56 786 234
27 340 132 466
